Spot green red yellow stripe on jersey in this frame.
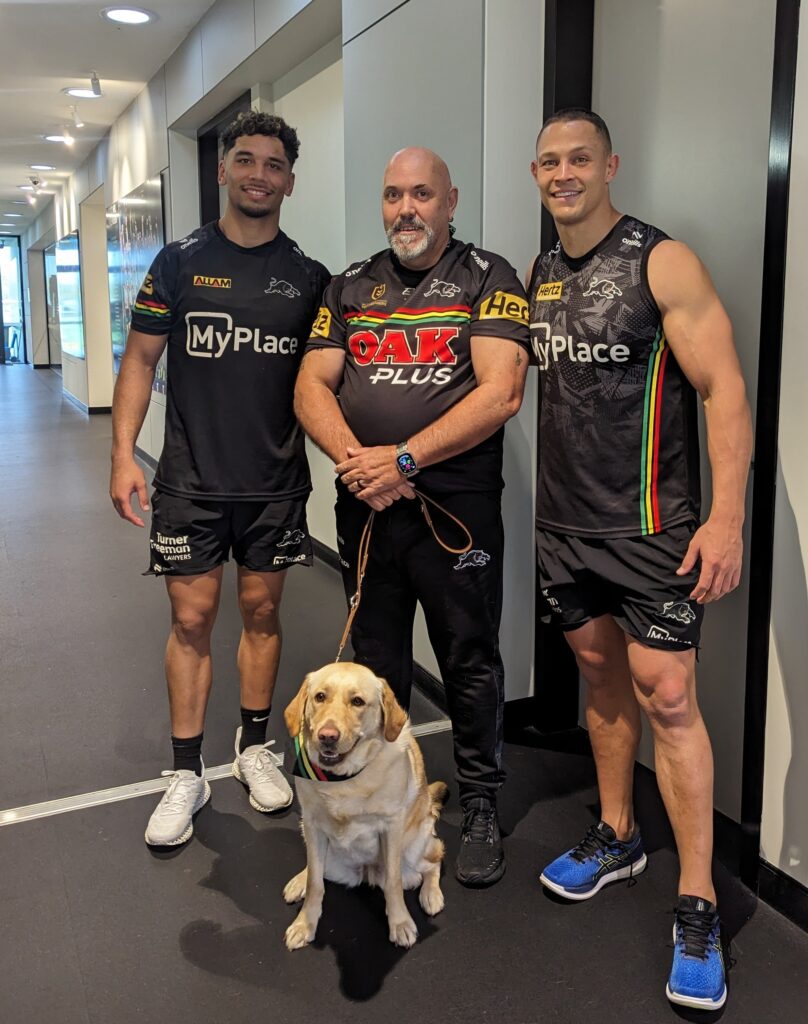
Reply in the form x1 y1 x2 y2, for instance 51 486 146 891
639 328 669 535
345 304 471 328
134 298 171 318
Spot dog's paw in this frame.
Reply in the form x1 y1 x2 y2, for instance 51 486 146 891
419 882 444 916
283 869 307 904
285 914 316 951
388 914 418 948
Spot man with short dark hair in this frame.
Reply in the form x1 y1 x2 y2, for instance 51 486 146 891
527 108 752 1010
110 111 329 847
295 147 530 889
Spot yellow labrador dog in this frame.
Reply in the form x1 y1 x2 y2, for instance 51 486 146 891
282 662 448 950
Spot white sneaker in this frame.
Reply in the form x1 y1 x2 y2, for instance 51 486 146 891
232 728 293 812
144 764 210 847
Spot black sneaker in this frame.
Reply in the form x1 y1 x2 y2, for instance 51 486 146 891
455 797 505 887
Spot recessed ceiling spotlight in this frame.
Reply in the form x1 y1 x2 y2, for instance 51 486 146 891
101 7 154 24
44 134 67 143
18 185 34 192
63 87 101 99
12 200 28 205
30 164 55 171
4 214 23 218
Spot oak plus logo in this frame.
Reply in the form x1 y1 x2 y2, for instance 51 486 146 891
424 279 462 299
348 326 459 385
265 278 300 299
185 312 298 358
583 276 623 299
530 321 630 371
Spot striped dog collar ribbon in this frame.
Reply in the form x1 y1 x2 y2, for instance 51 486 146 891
284 729 365 783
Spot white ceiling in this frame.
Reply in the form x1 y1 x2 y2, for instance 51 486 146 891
0 1 216 235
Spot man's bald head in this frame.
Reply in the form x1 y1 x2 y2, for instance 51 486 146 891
382 147 458 269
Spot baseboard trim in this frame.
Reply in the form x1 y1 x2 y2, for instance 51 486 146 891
312 537 341 573
88 406 111 415
759 860 808 931
134 446 158 472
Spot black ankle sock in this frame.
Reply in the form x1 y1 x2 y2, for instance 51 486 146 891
172 733 203 776
240 706 271 751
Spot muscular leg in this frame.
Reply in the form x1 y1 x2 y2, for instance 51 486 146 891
236 567 287 710
565 615 642 840
164 568 223 736
626 640 715 903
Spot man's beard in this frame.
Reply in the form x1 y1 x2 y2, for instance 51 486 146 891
386 215 434 263
233 198 273 219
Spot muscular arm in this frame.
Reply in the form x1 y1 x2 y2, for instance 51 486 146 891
294 348 412 510
109 329 167 526
648 240 752 603
336 336 528 499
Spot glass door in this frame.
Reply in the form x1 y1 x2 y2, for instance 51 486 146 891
0 235 25 363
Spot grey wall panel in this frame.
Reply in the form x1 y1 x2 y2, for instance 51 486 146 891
165 27 204 126
593 0 776 821
343 0 407 42
343 0 484 262
255 0 312 45
200 0 256 92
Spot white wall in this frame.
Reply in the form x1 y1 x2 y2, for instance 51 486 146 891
593 0 775 819
761 2 808 889
272 46 346 549
78 193 114 409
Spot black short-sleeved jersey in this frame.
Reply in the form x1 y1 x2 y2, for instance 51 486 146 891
130 222 329 501
306 239 530 494
528 215 700 537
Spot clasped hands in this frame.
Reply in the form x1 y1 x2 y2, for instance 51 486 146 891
335 445 416 511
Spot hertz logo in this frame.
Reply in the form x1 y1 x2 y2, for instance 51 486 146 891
311 306 332 338
536 282 563 301
193 275 231 289
478 291 528 324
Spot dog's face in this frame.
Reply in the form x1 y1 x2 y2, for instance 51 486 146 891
284 663 407 772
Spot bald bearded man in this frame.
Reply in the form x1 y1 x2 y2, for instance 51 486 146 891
295 147 530 888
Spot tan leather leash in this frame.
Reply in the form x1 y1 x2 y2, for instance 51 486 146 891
334 489 473 661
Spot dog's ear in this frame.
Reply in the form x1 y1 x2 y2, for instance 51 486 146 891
284 676 310 737
380 679 408 742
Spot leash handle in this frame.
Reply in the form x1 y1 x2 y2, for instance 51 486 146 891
414 489 473 555
334 489 472 661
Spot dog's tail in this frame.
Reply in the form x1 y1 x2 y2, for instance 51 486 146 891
428 781 450 817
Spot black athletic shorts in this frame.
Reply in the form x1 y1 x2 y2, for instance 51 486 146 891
536 521 704 651
146 490 313 577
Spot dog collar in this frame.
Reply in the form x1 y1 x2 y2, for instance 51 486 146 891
285 730 366 783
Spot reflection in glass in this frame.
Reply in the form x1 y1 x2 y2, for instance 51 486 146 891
44 231 85 363
106 178 165 392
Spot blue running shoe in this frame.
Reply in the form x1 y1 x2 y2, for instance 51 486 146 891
666 895 727 1011
539 820 647 900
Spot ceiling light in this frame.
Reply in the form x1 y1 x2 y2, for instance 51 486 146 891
4 213 23 218
30 164 55 171
0 223 17 228
71 106 85 129
63 87 100 99
91 71 102 96
102 8 153 25
19 185 34 192
45 134 66 143
28 196 38 205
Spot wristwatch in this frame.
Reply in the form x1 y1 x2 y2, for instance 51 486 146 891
395 441 419 479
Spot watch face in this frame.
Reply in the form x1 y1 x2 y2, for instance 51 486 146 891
397 452 417 475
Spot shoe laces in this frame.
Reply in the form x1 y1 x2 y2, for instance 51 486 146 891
461 800 495 844
675 906 718 960
570 824 615 863
241 740 282 781
159 770 200 813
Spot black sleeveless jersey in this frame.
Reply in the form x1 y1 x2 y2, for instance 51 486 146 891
528 215 700 537
306 238 530 494
130 222 330 501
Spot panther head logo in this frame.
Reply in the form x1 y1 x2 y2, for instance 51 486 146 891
661 600 696 624
265 278 301 299
278 528 306 548
583 276 623 299
424 279 462 299
453 549 491 571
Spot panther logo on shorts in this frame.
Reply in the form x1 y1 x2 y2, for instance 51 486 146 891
278 528 306 548
661 600 696 624
454 549 491 571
